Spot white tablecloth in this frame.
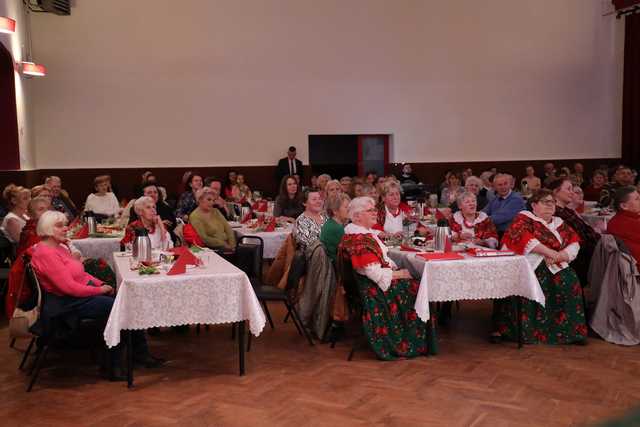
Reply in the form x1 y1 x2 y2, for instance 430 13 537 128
235 225 292 259
388 249 544 323
104 250 266 347
71 237 122 268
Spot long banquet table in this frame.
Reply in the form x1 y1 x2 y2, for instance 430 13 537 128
104 249 266 387
388 248 545 347
71 236 122 268
233 223 293 259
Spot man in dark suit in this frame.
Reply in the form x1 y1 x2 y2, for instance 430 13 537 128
276 146 303 184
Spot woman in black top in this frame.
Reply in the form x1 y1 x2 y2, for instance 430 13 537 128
273 176 304 222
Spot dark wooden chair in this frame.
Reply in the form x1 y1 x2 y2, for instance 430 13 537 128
329 253 367 361
19 259 104 392
233 235 313 350
1 233 17 347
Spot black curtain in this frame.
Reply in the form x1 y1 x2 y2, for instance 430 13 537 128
622 13 640 170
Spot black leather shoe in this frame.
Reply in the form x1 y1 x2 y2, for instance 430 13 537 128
134 354 166 368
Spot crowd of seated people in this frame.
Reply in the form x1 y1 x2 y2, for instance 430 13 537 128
0 160 639 372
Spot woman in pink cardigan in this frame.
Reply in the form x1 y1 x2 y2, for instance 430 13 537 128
31 211 163 381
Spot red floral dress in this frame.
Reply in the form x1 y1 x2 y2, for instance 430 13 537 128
448 211 499 248
496 212 587 344
373 202 412 232
337 232 435 360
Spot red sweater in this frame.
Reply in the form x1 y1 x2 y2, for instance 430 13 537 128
607 210 640 268
31 244 104 298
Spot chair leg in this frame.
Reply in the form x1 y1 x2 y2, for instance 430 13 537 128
262 301 275 330
9 338 16 349
284 303 304 336
19 338 35 371
283 311 291 323
321 321 333 343
288 304 314 346
347 346 356 361
27 344 49 392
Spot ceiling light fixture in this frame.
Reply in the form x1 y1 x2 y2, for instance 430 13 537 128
0 16 16 34
22 61 46 77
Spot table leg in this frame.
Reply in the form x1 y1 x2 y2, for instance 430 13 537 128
427 302 438 356
127 331 134 388
238 321 245 376
516 298 523 349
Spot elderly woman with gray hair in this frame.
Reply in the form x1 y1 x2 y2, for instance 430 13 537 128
121 196 173 250
31 211 162 380
448 191 499 248
373 180 429 239
337 196 434 360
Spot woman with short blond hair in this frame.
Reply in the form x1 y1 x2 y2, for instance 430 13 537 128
189 187 236 250
1 184 30 243
84 175 120 218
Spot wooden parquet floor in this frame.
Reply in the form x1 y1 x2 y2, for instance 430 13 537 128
1 301 639 427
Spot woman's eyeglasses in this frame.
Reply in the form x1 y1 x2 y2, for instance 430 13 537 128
537 198 556 206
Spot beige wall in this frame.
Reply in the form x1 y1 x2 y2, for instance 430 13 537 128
29 0 624 169
0 0 35 169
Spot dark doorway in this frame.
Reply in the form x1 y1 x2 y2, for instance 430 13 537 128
308 134 389 178
0 43 20 170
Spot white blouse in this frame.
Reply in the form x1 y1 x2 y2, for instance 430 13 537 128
85 192 120 217
383 206 404 234
344 223 397 292
451 211 498 249
1 212 28 243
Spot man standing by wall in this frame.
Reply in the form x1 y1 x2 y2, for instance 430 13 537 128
276 146 303 185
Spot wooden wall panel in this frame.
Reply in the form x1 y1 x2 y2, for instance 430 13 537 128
0 158 621 210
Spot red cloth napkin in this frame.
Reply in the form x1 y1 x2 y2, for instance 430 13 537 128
400 244 419 252
167 247 200 275
252 215 265 229
417 252 464 262
183 223 205 247
444 238 452 252
252 201 268 212
73 224 89 239
68 216 82 229
264 217 277 232
241 211 252 224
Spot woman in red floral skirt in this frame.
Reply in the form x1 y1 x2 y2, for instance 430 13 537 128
494 189 588 344
338 196 435 360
